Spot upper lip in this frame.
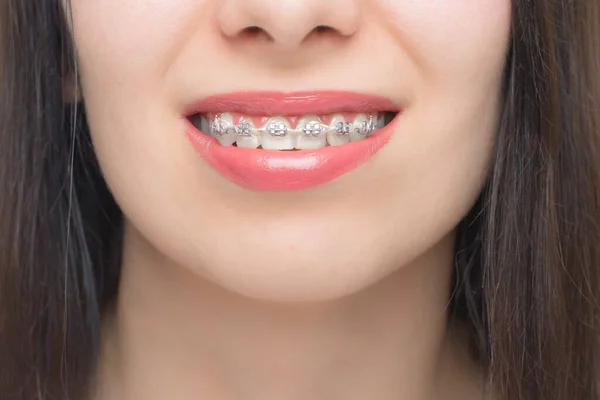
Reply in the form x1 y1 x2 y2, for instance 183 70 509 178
184 91 402 116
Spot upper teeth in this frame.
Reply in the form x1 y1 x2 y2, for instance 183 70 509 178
196 113 389 150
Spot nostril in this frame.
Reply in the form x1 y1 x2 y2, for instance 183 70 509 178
245 26 263 34
239 25 273 42
314 25 333 33
309 25 340 40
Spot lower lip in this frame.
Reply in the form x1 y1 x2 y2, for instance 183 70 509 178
184 116 398 192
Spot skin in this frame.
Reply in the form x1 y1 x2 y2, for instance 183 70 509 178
66 0 511 398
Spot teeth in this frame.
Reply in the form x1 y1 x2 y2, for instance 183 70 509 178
197 112 390 150
349 114 371 142
235 118 261 148
326 115 350 147
210 113 236 146
262 117 295 150
296 115 327 150
199 116 211 134
378 113 386 130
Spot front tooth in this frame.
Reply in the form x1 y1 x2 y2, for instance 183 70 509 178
211 113 236 146
235 118 261 149
261 117 295 150
349 114 370 142
326 115 350 147
296 115 327 150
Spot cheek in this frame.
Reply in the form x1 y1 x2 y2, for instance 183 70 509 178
70 0 209 86
379 0 512 78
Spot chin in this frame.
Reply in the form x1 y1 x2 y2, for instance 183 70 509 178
126 211 412 302
194 247 395 303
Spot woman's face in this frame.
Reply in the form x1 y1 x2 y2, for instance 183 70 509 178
69 0 511 301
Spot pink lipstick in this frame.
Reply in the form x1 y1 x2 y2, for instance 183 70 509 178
184 91 401 192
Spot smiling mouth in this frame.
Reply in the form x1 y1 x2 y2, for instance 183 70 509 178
187 111 398 151
183 91 402 192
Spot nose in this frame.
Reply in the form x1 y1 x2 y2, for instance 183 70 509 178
217 0 361 51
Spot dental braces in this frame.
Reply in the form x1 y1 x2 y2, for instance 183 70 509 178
210 116 377 138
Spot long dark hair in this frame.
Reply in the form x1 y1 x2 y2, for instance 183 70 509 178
1 0 599 399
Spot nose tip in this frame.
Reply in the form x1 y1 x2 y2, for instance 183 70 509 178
217 0 360 50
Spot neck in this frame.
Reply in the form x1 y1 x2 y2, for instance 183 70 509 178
97 223 481 400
